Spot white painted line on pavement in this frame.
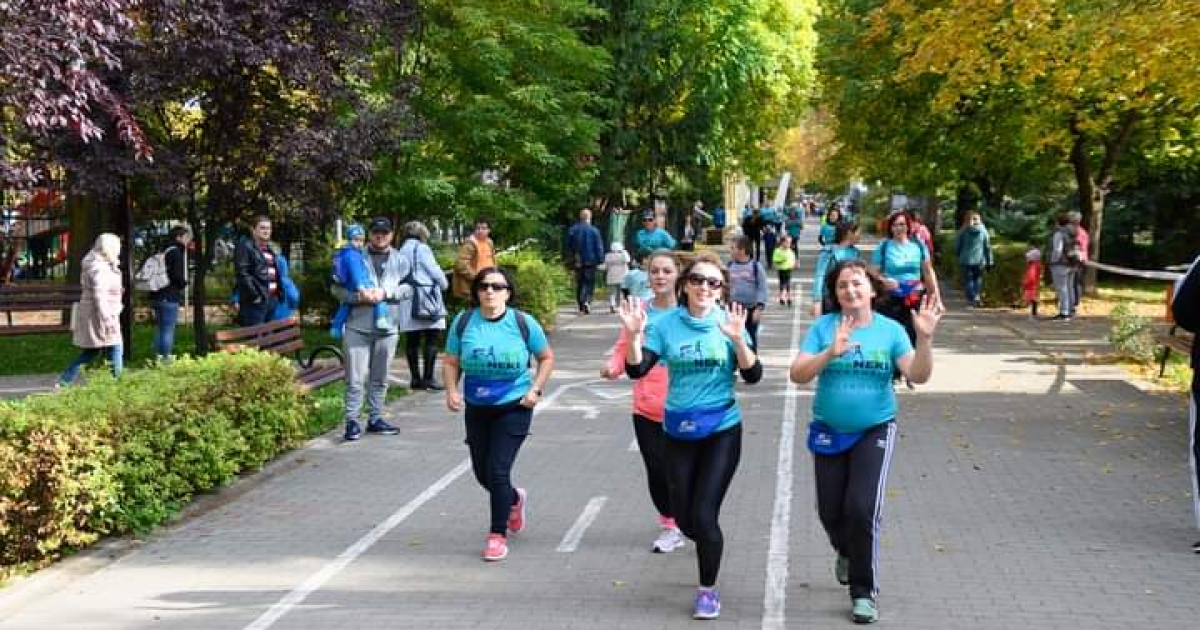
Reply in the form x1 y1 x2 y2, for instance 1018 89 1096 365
628 438 639 452
244 379 587 630
762 295 806 630
556 496 608 553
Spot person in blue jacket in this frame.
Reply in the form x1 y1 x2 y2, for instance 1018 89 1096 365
635 209 677 257
444 267 555 563
621 251 763 621
790 258 944 625
566 208 606 314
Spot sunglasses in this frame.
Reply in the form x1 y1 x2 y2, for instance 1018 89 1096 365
686 273 724 289
477 282 510 292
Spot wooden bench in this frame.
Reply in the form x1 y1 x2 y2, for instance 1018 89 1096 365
0 283 82 335
1156 282 1195 376
213 317 345 391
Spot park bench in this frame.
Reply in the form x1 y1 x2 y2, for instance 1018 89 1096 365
213 317 345 391
1155 281 1194 377
0 283 82 335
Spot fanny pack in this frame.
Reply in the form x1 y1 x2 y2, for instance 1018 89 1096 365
664 401 733 441
889 279 926 307
807 421 865 455
463 376 518 406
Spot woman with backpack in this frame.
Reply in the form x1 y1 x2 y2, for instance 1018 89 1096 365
443 267 554 562
620 251 763 620
812 221 862 317
872 211 942 357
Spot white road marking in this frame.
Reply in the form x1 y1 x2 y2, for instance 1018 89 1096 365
556 496 609 553
762 295 807 630
243 380 585 630
628 438 639 452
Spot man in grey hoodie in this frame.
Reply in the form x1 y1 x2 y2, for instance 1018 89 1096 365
954 211 994 307
335 217 413 441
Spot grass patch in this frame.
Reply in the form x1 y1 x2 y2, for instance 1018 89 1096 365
304 382 408 437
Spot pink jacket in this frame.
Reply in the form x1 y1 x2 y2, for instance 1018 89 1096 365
607 315 668 422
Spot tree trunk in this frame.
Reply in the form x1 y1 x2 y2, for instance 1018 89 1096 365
1069 111 1136 295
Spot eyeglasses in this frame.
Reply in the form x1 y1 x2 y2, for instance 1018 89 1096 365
686 273 724 289
477 282 510 292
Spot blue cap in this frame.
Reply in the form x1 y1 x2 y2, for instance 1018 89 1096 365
345 224 365 239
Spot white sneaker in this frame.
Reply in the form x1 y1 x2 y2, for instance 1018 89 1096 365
652 527 686 553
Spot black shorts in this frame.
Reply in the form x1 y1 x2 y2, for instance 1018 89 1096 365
778 270 792 286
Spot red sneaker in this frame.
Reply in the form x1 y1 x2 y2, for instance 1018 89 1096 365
507 487 527 534
482 533 508 561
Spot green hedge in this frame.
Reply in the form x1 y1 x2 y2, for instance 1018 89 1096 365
0 351 309 571
934 230 1031 307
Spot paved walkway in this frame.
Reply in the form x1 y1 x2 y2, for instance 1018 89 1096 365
1 228 1197 629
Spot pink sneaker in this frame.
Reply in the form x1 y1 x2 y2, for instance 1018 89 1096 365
482 533 508 561
507 487 527 534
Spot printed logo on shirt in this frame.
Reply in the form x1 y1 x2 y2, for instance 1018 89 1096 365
667 339 729 374
464 345 525 375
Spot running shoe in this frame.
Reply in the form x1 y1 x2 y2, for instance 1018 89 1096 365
835 555 850 585
343 420 362 442
692 587 721 620
365 419 399 435
852 597 878 624
652 527 686 553
507 487 527 533
482 533 508 561
1193 540 1200 554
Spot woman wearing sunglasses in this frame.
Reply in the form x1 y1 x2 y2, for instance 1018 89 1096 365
620 251 763 620
443 267 555 562
790 259 944 624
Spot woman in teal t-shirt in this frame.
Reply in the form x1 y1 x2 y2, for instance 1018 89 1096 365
790 258 944 625
444 267 555 563
812 220 862 318
871 211 943 354
620 251 762 621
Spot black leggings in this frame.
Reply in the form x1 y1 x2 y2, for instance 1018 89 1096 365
813 421 896 599
632 414 672 519
464 402 531 535
665 424 742 587
405 329 440 383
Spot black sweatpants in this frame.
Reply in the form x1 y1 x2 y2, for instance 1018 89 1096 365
813 421 897 600
665 424 742 587
464 402 531 535
1190 368 1199 532
632 414 672 519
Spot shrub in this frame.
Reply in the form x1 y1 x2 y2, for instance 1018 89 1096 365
0 351 306 571
496 249 571 331
1108 303 1156 362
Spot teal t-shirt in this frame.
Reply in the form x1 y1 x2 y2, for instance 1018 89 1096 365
635 228 677 255
872 239 928 284
644 307 741 431
819 221 836 245
446 309 549 406
800 312 914 432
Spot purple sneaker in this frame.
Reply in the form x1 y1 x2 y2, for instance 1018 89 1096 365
692 587 720 620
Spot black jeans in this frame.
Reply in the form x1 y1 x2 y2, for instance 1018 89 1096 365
813 421 897 600
575 265 598 309
665 423 742 587
633 414 672 519
464 402 532 535
404 329 441 385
